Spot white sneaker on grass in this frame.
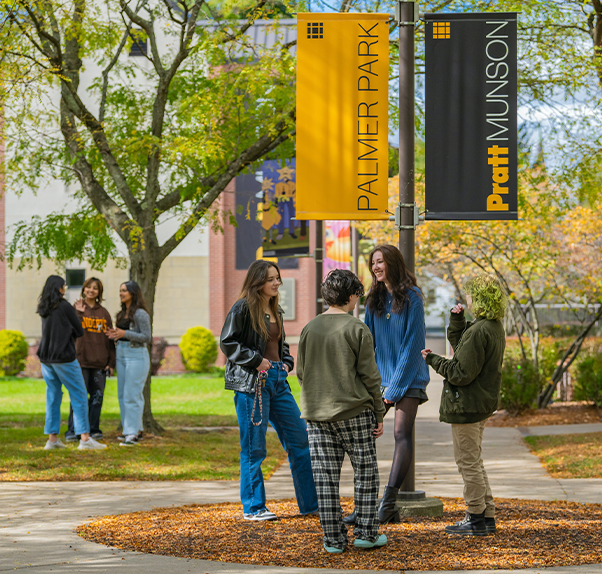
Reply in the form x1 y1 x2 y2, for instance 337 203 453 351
44 438 66 450
78 437 107 450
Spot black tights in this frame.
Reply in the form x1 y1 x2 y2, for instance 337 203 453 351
387 397 420 489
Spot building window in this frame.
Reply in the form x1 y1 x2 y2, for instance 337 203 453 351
66 269 86 289
129 30 148 56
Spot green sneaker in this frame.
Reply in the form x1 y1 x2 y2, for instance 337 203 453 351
354 534 387 549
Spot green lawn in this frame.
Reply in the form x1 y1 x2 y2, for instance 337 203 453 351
0 374 301 481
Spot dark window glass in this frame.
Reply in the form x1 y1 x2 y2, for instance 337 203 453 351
129 31 147 56
66 269 86 288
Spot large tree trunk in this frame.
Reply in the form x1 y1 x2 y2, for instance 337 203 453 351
129 242 164 435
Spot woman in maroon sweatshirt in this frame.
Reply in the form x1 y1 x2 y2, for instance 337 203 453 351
65 278 116 442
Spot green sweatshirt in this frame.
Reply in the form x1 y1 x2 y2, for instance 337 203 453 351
297 313 385 423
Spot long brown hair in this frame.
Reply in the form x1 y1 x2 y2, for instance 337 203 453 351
238 260 282 340
365 244 420 316
81 277 104 304
116 281 149 323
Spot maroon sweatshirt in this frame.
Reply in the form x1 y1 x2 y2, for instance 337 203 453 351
74 303 116 369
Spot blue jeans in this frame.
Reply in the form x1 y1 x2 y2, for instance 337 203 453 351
41 360 90 435
234 361 318 515
116 342 150 436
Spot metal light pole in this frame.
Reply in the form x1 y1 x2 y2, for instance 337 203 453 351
392 1 443 517
397 0 417 496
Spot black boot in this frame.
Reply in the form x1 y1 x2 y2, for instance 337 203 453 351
342 510 356 525
445 511 488 536
378 486 401 524
485 516 496 533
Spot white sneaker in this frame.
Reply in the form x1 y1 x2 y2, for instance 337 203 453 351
78 437 107 450
44 438 66 450
243 508 277 521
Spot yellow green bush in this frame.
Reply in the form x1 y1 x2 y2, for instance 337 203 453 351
0 330 29 376
179 327 218 373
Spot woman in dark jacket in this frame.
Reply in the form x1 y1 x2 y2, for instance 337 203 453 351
220 260 318 521
37 275 107 451
423 274 506 536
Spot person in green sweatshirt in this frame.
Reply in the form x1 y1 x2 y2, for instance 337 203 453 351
422 274 507 537
298 269 387 554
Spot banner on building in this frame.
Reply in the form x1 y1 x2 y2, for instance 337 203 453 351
323 221 351 277
235 160 307 269
296 13 389 220
425 13 518 220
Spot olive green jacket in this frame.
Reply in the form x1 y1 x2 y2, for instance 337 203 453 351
426 311 505 424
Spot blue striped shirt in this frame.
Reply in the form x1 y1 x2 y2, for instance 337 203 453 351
364 287 430 403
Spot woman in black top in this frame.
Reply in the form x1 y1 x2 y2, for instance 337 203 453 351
36 276 106 450
220 260 317 521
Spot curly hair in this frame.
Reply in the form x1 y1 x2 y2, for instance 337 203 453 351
322 269 365 307
464 275 507 321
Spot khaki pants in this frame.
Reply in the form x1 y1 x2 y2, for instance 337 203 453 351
451 420 495 517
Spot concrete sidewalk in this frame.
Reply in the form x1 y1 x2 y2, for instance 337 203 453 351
1 374 601 574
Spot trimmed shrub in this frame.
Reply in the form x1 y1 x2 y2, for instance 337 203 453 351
0 330 29 377
180 327 218 373
574 354 602 408
151 337 169 376
500 355 543 415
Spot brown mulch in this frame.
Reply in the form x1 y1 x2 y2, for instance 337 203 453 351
488 402 602 428
77 497 602 571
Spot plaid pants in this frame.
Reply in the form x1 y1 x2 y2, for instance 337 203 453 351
307 409 380 549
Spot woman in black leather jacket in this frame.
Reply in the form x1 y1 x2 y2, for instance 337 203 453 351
220 260 318 521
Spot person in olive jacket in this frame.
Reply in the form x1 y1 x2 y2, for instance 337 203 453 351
422 274 506 536
220 260 318 522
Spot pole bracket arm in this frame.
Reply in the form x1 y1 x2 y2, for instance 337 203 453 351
394 0 419 26
388 202 424 230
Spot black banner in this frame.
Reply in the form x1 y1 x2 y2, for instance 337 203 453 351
425 13 518 220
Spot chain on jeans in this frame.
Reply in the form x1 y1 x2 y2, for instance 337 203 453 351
251 369 268 426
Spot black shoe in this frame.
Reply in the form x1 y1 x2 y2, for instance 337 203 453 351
378 486 402 524
485 516 496 533
445 511 488 536
90 432 104 440
65 434 79 443
342 510 356 525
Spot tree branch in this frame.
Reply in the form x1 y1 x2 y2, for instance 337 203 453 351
158 122 294 261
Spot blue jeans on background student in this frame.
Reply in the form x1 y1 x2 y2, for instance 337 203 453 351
116 342 150 436
41 360 89 435
234 361 318 515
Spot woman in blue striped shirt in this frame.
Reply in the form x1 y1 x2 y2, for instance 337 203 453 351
362 244 430 523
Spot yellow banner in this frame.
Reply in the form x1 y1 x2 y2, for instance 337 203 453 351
296 13 389 220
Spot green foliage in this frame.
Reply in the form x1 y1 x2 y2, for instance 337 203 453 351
6 210 124 271
0 331 29 377
574 355 602 408
500 354 543 415
180 327 218 373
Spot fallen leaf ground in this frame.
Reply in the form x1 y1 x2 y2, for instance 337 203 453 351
77 497 602 571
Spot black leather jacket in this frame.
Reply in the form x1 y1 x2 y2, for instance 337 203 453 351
220 299 294 393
